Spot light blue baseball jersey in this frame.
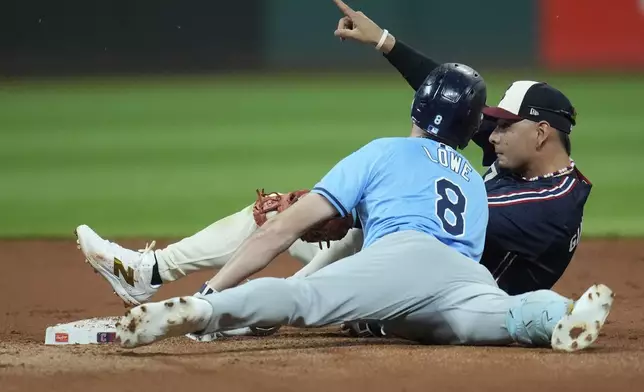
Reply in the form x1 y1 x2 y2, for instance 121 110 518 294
311 137 488 261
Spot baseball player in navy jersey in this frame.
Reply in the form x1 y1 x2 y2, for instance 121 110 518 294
330 0 591 296
85 64 611 352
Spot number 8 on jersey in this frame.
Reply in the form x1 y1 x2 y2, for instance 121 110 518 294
435 178 467 237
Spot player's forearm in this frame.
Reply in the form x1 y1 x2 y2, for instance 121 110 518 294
207 222 297 291
382 38 440 91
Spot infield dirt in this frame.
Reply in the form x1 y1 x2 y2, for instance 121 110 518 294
1 238 643 391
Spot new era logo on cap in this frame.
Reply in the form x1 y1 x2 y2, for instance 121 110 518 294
483 81 576 133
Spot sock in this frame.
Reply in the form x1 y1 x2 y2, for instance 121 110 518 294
150 255 163 286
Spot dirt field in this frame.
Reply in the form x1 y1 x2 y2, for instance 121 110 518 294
1 238 643 391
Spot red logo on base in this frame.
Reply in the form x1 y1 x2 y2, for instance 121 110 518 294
55 333 69 343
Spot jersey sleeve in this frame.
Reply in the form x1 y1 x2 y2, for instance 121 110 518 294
382 40 440 91
311 140 386 217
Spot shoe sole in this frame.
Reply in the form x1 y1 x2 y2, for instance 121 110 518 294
75 226 139 307
117 297 209 348
551 284 614 352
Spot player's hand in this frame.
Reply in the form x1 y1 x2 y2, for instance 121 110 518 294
332 0 395 53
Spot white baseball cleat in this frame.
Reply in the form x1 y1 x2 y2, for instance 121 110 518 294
116 296 213 348
551 284 615 352
75 224 160 306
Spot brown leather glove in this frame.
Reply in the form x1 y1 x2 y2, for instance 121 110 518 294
252 188 354 248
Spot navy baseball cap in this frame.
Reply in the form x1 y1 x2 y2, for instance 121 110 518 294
483 81 577 134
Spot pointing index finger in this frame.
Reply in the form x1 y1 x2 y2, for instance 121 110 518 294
333 0 356 16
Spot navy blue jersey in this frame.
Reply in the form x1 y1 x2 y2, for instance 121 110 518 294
381 40 593 294
480 162 592 295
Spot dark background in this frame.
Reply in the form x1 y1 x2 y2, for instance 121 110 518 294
2 0 264 75
2 0 540 76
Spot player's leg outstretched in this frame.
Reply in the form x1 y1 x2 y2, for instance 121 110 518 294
351 283 614 352
183 227 364 342
77 196 362 308
115 230 612 352
377 273 614 352
75 203 259 306
110 228 613 352
115 231 453 347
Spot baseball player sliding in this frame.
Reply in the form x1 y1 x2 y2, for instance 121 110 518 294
77 62 612 352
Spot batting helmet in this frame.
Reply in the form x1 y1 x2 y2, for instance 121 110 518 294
411 63 487 149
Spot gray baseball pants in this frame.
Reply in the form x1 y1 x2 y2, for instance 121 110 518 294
199 230 563 345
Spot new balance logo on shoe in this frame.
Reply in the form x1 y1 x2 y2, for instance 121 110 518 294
114 258 135 286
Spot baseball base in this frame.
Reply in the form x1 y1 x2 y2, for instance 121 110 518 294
44 315 254 345
44 316 120 345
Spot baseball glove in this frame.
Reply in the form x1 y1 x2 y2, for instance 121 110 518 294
252 188 354 248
